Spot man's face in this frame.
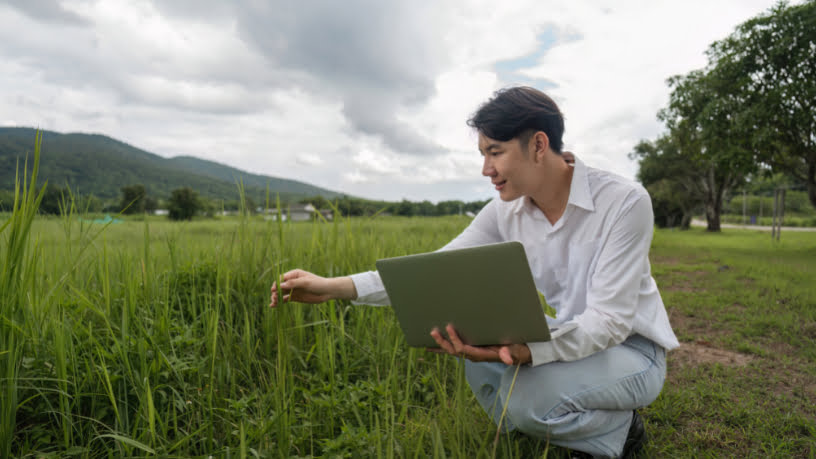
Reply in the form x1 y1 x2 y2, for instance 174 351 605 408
478 132 537 201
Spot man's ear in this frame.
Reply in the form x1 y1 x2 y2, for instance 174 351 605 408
533 131 550 161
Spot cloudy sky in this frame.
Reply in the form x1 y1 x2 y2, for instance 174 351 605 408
0 0 786 202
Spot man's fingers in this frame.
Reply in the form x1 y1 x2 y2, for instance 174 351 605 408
445 324 468 354
464 346 498 362
430 328 456 354
498 347 514 365
281 269 308 282
278 278 297 290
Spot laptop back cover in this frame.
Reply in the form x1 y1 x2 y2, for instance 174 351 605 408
376 241 552 348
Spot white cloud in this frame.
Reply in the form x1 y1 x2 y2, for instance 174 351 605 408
296 154 324 167
0 0 790 202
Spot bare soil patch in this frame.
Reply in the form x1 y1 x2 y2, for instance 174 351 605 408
668 310 729 339
668 308 753 367
670 341 755 367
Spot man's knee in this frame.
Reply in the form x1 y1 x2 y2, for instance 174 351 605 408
499 368 574 432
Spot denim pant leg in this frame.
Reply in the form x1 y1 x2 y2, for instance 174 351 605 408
465 335 667 458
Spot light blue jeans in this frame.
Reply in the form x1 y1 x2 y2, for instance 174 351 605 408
465 334 666 458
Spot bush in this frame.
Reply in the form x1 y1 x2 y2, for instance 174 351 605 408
168 187 201 221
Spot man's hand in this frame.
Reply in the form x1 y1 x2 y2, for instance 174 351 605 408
428 324 532 366
269 269 357 307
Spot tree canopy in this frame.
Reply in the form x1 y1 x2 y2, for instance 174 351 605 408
119 184 157 215
168 187 202 221
709 0 816 208
632 0 815 231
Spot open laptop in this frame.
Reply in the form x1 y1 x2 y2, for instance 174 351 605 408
375 241 553 348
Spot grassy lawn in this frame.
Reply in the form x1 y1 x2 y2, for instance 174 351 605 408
2 207 815 457
646 229 816 458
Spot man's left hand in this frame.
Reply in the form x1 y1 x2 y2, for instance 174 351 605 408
428 324 532 366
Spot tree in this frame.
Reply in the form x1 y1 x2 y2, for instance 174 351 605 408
79 194 104 213
707 1 816 208
119 184 156 214
0 189 14 212
436 200 465 216
634 1 814 229
657 66 758 231
39 184 68 215
629 138 701 229
167 187 201 221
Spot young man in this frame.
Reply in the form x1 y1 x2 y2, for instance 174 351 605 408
270 86 679 458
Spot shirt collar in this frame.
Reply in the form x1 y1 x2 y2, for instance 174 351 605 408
510 154 595 215
568 156 595 212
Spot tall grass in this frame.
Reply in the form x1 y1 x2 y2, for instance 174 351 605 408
2 144 535 456
1 132 47 458
4 135 814 457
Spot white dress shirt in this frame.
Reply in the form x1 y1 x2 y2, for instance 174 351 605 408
350 156 680 366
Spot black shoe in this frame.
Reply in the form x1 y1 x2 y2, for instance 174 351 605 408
620 410 647 459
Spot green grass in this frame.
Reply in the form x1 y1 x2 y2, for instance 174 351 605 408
2 171 816 456
649 229 816 457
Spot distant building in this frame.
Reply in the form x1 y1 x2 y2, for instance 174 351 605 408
154 209 169 216
264 203 333 221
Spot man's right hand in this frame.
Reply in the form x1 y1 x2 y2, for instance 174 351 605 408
269 269 357 307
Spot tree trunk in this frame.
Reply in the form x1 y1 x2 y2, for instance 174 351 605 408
702 166 722 232
680 212 692 230
705 201 721 231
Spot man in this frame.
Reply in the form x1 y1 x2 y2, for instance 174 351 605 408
270 86 679 458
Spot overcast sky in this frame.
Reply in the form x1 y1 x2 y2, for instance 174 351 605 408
0 0 786 202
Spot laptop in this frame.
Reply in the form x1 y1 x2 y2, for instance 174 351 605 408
375 241 553 348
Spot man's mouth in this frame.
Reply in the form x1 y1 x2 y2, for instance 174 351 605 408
493 180 506 191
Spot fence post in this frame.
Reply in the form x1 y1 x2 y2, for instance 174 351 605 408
778 189 786 241
772 189 778 239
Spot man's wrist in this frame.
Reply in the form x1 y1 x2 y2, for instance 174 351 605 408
333 276 358 300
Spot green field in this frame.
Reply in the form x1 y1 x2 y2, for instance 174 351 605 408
2 200 816 457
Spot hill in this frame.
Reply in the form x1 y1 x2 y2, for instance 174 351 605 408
0 127 345 204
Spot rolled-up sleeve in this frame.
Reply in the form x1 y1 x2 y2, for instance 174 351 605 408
350 271 390 306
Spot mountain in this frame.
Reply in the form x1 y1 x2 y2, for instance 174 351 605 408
0 127 345 204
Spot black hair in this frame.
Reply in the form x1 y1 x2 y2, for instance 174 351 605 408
467 86 565 153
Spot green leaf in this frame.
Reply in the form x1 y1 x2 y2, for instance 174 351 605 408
95 434 156 454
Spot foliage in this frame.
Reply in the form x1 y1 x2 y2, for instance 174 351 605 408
630 138 701 229
119 184 157 214
706 0 816 208
0 127 342 204
0 189 13 211
167 187 202 220
657 64 757 231
299 195 491 217
4 212 816 457
0 131 47 458
633 0 815 230
38 183 69 215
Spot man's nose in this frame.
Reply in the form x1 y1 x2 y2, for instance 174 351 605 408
482 157 495 177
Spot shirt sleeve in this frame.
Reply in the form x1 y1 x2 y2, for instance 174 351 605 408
528 193 655 366
350 200 503 306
